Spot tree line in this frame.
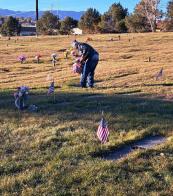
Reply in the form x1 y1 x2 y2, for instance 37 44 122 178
80 0 173 33
0 13 78 36
0 0 173 36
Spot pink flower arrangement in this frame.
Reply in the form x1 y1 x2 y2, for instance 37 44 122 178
35 54 41 63
72 62 82 74
18 55 26 63
35 54 41 59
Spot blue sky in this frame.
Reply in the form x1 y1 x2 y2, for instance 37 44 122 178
0 0 169 13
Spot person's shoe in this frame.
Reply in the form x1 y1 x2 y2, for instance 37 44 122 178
88 85 94 88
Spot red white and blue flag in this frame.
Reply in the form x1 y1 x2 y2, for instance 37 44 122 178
48 81 55 95
97 118 109 143
156 68 163 80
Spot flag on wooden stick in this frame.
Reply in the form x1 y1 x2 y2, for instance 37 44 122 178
156 68 163 80
97 117 109 143
48 81 55 95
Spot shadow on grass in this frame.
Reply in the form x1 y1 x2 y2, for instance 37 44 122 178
114 72 138 78
144 83 173 87
120 55 133 59
101 72 138 81
115 90 142 95
0 68 10 72
1 89 173 191
95 86 142 94
1 89 173 129
67 79 103 88
92 135 166 161
0 88 173 156
67 83 81 88
19 66 33 70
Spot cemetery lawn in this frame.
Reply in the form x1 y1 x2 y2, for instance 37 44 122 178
0 33 173 195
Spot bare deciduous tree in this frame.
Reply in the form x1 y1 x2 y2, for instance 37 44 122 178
144 0 160 32
136 0 161 32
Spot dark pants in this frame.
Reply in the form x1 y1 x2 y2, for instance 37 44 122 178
15 94 27 110
80 53 99 88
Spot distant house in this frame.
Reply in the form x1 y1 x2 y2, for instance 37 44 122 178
20 25 36 36
72 28 83 35
20 21 36 27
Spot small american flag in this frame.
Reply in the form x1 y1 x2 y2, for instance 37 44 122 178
156 68 163 80
48 81 55 95
97 117 109 143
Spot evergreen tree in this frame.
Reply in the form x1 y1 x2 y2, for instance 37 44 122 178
99 3 128 33
37 11 60 35
125 13 150 32
79 8 101 33
60 17 78 35
0 16 21 36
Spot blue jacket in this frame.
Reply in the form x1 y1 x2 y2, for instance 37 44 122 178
77 43 98 60
78 43 99 87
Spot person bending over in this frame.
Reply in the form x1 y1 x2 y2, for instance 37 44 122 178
71 40 99 88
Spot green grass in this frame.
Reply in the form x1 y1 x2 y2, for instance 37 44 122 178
1 89 173 195
1 33 173 195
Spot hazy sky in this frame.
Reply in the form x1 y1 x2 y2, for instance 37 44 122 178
0 0 169 13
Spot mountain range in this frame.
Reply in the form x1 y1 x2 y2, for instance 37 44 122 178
0 8 84 20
